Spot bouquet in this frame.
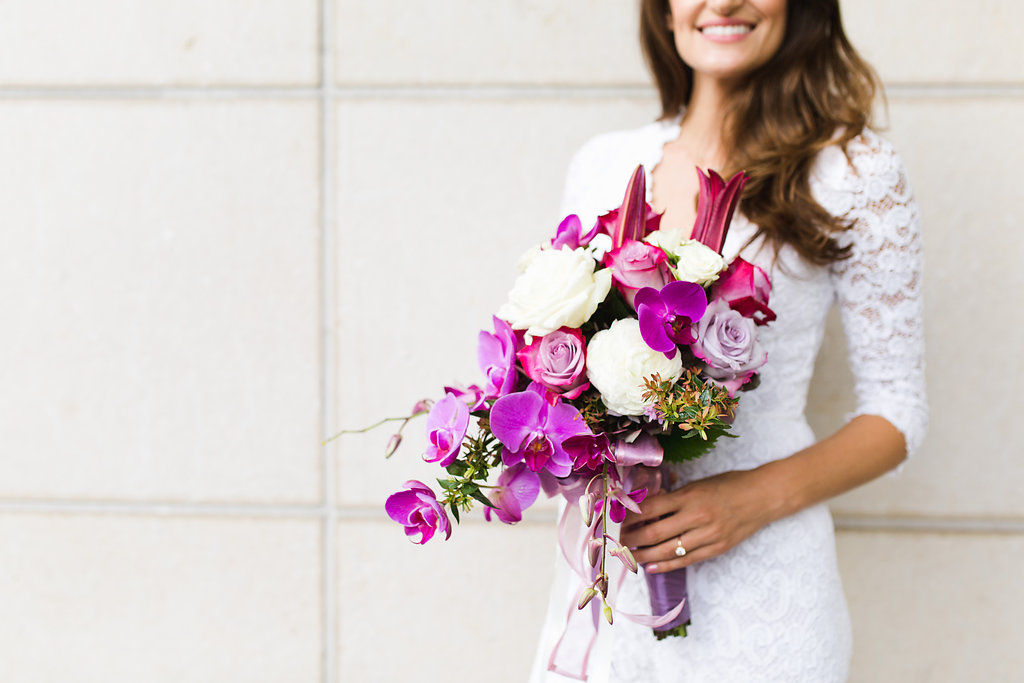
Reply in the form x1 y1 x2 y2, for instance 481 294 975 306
359 164 775 678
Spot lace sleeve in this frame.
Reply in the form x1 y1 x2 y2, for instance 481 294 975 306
827 133 928 456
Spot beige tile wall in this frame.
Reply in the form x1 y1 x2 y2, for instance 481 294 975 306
2 1 1018 682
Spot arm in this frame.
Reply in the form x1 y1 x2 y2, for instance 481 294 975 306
622 133 927 572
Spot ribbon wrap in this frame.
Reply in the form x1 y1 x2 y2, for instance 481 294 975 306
547 435 689 680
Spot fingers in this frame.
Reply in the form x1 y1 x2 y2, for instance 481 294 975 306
644 539 723 574
631 525 714 567
627 489 686 524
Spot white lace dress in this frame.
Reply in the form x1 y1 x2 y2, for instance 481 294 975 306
528 118 927 683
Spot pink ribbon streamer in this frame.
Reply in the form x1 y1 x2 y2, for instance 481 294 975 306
546 451 687 680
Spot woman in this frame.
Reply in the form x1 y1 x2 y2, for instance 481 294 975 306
530 0 926 680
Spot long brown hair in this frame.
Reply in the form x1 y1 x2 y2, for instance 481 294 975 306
640 0 881 265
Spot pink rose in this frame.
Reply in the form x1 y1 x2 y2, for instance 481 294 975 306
690 298 767 396
603 239 672 307
385 480 452 544
713 258 776 325
516 327 590 399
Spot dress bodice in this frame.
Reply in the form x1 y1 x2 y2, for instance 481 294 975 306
558 118 928 470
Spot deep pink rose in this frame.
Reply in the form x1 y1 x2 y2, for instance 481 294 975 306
516 327 589 399
713 257 776 325
602 239 672 307
690 298 767 396
385 480 452 544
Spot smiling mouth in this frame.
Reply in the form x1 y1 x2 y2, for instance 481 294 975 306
699 24 755 37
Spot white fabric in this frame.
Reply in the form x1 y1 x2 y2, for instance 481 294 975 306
529 117 927 683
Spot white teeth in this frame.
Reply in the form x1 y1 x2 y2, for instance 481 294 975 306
700 24 752 36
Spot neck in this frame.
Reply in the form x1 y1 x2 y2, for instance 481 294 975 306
678 74 736 169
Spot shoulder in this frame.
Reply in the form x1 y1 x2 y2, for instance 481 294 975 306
560 119 678 224
810 128 915 221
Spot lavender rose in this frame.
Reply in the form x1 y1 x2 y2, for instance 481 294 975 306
385 480 452 544
690 298 767 396
516 327 590 399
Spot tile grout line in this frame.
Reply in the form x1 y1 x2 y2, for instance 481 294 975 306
319 0 338 681
0 83 1023 100
4 498 1024 535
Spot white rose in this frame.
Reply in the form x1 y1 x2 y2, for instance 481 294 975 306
586 318 683 416
644 227 686 253
672 239 727 285
516 243 543 272
497 245 613 338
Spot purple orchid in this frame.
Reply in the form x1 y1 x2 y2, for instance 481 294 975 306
422 392 470 467
562 433 613 472
551 214 600 250
598 471 648 525
443 383 487 412
634 280 709 358
489 385 591 477
484 463 541 524
478 316 519 399
385 480 452 544
690 169 749 255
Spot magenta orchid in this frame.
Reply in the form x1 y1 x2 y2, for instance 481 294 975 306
551 214 600 250
422 392 471 467
713 257 776 325
443 383 487 412
385 480 452 544
484 462 541 524
489 385 591 477
690 169 749 254
478 315 519 399
517 327 589 400
562 433 613 471
635 280 709 358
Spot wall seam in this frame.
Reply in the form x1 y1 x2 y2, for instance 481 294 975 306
319 0 338 681
1 83 1022 100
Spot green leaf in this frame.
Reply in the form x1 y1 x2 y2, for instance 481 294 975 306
436 478 455 490
449 502 461 524
470 489 496 508
657 426 734 463
446 461 469 476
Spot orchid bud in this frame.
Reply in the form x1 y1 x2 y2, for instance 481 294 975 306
587 538 603 568
608 542 638 573
579 492 596 527
596 575 609 597
577 586 598 610
411 399 433 415
602 602 614 625
384 433 402 459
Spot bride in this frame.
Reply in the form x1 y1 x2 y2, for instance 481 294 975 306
531 0 927 680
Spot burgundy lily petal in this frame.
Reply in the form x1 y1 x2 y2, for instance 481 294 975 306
690 168 749 255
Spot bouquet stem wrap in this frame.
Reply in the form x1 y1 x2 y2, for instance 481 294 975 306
646 567 691 638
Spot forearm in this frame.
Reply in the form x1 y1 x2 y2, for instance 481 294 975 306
753 414 907 524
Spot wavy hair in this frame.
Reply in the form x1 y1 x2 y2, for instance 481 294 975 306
640 0 881 264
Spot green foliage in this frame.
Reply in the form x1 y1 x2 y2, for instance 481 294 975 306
435 426 503 521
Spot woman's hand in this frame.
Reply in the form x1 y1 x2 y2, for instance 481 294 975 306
619 468 780 574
